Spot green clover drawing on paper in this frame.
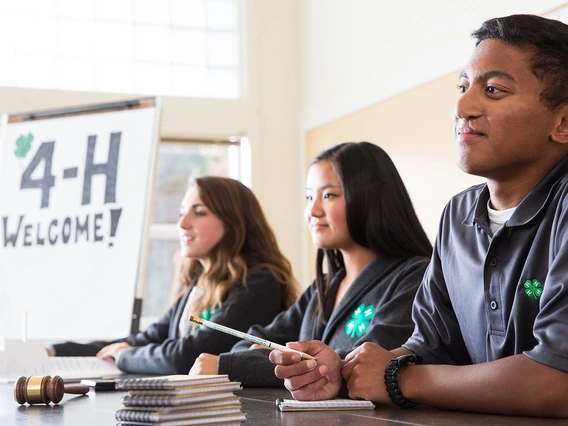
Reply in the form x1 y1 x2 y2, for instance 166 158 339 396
524 279 543 299
345 304 375 338
14 133 34 158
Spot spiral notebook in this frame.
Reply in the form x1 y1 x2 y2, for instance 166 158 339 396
116 375 230 390
115 404 243 423
115 412 247 425
122 391 241 407
276 398 375 412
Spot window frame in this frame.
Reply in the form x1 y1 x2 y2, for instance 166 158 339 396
139 135 247 330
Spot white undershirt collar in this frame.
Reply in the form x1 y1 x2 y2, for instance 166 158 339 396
487 199 516 235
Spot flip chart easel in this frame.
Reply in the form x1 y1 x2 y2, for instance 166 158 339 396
0 98 161 340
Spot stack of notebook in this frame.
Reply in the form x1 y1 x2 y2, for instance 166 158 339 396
114 374 246 426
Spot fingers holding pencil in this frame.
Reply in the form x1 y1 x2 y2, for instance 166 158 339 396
188 315 315 360
271 340 328 364
269 341 319 389
269 340 344 401
187 316 340 400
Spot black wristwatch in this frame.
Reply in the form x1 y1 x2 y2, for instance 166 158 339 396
384 354 423 408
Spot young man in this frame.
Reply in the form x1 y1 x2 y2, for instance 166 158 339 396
270 14 568 417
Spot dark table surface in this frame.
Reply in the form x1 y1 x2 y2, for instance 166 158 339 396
1 382 566 425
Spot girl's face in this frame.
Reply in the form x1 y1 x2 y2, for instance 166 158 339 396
304 160 355 251
178 186 225 264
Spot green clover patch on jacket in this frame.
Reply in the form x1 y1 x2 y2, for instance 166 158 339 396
524 279 543 299
200 305 218 321
345 304 375 338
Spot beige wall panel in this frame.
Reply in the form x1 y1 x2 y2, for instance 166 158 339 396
304 71 484 280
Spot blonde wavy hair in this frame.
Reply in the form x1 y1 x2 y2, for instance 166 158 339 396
173 176 300 319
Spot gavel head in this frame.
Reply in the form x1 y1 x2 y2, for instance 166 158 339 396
14 375 65 405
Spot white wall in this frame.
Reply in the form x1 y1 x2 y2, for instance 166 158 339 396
4 0 568 292
0 0 304 283
297 0 568 284
300 0 568 130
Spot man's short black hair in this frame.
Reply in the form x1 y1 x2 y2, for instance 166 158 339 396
473 14 568 110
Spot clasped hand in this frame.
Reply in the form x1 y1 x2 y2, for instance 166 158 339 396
269 340 342 401
270 341 395 403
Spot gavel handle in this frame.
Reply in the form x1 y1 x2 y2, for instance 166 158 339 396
63 385 90 394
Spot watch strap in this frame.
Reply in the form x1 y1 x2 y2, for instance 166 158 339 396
384 354 423 408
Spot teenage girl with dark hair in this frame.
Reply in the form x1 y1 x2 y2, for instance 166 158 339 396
190 142 431 393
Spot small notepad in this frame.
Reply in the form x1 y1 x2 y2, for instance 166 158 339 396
276 398 375 412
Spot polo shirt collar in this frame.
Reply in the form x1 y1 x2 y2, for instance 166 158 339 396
463 154 568 228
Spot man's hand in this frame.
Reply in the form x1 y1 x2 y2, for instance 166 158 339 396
270 340 342 401
342 342 395 403
189 353 219 375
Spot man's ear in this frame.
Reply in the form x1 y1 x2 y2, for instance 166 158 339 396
551 107 568 144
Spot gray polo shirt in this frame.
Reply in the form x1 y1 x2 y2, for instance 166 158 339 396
404 155 568 373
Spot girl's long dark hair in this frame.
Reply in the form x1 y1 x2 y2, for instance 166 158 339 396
312 142 432 317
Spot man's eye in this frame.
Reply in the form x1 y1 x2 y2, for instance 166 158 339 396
486 85 500 94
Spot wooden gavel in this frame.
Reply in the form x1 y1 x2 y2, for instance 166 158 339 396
14 375 89 405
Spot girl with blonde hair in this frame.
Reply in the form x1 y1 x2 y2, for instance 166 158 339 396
52 176 300 375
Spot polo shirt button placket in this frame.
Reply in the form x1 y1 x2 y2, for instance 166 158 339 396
490 300 498 310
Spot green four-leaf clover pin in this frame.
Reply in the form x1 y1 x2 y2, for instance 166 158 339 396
200 305 218 321
345 304 375 338
524 279 543 299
